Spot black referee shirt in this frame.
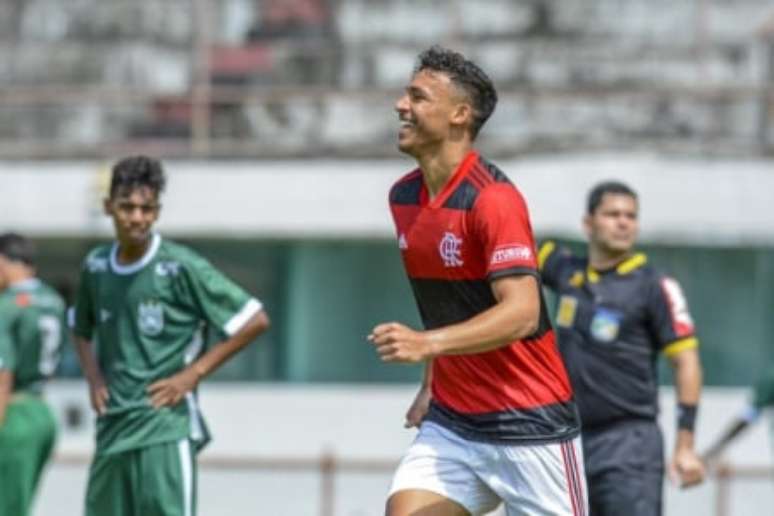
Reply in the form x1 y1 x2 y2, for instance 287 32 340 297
539 242 699 429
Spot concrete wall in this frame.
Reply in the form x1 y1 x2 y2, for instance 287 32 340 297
2 154 774 245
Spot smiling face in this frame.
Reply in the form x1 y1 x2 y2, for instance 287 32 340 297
104 186 161 250
394 69 472 158
584 193 639 256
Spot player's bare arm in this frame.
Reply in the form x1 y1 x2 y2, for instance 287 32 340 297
0 369 11 426
147 310 270 409
668 347 705 487
404 361 433 428
369 274 539 363
73 336 109 416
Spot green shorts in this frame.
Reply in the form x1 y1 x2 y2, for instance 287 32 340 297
0 395 57 516
86 439 198 516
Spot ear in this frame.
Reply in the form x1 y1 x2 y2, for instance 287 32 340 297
449 102 473 129
103 198 112 216
582 214 593 238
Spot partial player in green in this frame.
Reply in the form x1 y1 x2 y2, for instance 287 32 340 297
71 155 270 516
703 365 774 465
0 232 65 516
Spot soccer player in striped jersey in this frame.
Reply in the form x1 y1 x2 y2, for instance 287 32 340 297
71 156 270 516
370 46 586 516
0 233 64 516
539 181 705 515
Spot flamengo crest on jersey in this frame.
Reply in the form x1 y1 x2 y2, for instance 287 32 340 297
388 151 579 444
138 300 164 336
439 232 463 267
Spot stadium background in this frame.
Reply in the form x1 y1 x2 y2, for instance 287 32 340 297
1 0 773 514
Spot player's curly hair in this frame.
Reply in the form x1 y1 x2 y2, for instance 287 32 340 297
0 232 35 266
415 45 498 140
110 155 167 198
587 181 638 214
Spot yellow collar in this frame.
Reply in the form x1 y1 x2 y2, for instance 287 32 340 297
586 253 648 283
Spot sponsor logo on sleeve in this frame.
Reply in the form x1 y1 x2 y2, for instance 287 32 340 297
490 244 533 266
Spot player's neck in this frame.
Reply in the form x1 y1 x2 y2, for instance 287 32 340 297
6 266 34 286
416 143 472 200
116 238 153 265
588 247 631 271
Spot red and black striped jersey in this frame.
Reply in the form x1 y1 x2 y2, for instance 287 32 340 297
388 150 580 444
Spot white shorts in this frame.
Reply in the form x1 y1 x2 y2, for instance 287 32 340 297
388 422 587 516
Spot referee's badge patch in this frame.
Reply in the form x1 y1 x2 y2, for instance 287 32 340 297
556 295 578 328
591 308 621 342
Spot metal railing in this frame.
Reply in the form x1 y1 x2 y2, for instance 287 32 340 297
54 451 397 516
713 463 774 516
53 453 772 516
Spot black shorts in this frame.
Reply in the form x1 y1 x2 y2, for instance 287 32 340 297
582 419 664 516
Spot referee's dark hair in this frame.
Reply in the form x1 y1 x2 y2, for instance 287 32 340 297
415 45 498 140
110 155 167 199
0 232 36 267
587 181 638 215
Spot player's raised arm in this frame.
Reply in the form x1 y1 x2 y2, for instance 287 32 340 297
403 360 433 428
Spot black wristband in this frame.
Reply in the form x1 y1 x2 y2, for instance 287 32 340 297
677 403 698 432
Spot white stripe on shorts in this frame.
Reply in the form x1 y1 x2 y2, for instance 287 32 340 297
178 439 194 516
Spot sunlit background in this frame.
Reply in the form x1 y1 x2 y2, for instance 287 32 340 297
2 1 774 515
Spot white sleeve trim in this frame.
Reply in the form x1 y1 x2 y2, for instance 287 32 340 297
223 298 263 336
740 405 761 424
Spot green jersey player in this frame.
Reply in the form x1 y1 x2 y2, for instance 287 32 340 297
0 233 64 516
71 156 270 516
703 365 774 465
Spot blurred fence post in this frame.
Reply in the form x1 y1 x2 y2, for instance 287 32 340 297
191 0 213 157
320 450 336 516
714 463 731 516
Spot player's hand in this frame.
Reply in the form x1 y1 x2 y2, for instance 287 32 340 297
669 447 705 488
368 322 433 363
88 375 109 416
404 385 432 428
147 368 200 409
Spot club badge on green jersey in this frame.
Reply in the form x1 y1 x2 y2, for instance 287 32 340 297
138 300 165 336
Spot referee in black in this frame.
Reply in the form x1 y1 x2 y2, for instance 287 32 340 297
539 181 704 515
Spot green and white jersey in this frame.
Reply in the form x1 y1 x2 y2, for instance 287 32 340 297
752 366 774 411
0 279 66 394
739 366 774 446
71 234 262 456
